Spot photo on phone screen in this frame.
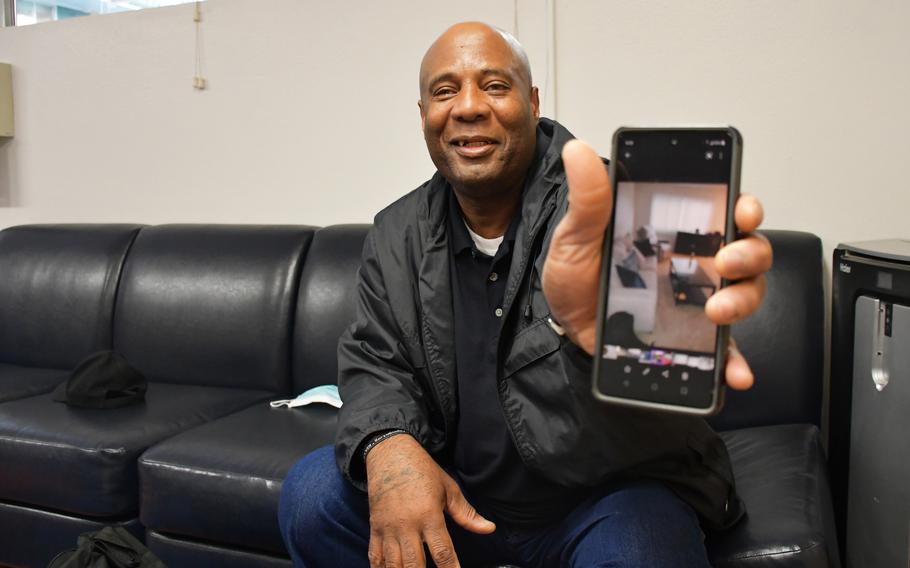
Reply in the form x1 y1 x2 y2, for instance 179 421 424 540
593 127 741 414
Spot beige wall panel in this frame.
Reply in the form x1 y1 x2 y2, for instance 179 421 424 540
554 0 910 257
0 0 528 226
0 63 11 137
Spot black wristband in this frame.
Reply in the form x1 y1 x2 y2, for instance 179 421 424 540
361 429 409 463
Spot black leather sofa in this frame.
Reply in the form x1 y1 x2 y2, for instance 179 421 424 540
0 224 838 567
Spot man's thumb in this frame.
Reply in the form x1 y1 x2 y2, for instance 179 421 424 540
445 482 496 534
560 139 612 240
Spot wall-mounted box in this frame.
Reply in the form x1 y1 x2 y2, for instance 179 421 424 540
0 63 12 137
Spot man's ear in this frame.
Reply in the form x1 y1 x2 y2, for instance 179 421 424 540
530 86 540 120
418 99 426 131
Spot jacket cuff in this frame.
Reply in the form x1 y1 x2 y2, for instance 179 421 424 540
342 423 418 491
361 429 409 462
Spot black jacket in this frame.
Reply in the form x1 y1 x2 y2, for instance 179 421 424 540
336 118 744 530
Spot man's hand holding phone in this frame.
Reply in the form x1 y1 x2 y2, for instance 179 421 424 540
542 138 772 395
706 195 772 390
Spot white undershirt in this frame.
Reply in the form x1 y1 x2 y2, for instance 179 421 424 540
464 220 504 257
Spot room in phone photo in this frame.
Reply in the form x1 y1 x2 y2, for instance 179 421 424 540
606 181 727 354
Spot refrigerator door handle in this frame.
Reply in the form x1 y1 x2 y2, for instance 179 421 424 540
872 298 890 391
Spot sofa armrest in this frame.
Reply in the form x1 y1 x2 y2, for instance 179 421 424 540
706 424 840 568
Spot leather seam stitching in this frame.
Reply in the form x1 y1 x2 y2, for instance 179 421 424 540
0 435 124 455
140 458 284 484
721 539 823 561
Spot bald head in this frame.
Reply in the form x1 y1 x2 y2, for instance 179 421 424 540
416 21 540 205
419 22 532 98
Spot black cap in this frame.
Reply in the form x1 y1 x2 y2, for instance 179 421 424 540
53 351 147 409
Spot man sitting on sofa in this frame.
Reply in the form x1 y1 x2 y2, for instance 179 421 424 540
279 22 772 568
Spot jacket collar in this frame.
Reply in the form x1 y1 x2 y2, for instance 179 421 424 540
522 117 573 239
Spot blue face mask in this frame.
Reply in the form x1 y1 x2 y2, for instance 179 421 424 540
270 385 342 409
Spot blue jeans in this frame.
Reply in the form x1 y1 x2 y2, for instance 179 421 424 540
278 445 711 567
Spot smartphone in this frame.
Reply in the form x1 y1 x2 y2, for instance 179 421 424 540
591 126 742 415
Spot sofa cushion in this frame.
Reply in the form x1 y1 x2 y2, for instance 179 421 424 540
0 383 272 517
292 225 370 393
141 424 838 566
712 230 824 431
0 362 68 403
146 530 292 568
706 424 839 567
113 225 315 392
0 224 142 369
139 403 337 555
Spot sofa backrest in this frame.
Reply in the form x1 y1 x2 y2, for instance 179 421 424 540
710 230 824 431
292 225 370 394
113 225 314 392
0 224 142 369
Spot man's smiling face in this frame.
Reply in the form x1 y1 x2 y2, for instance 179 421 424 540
419 23 540 196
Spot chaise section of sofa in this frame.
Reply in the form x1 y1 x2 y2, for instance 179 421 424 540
0 224 147 564
0 224 315 567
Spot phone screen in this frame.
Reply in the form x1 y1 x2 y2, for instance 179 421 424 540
595 128 739 412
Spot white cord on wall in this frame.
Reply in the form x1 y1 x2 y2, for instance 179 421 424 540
548 0 557 120
514 0 557 120
513 0 520 39
193 1 206 90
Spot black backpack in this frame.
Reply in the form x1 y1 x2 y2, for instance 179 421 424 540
48 526 166 568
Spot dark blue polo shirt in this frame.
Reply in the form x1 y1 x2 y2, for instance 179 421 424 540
447 189 585 527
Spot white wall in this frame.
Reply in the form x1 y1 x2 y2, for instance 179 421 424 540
0 0 553 227
0 0 908 258
556 0 910 257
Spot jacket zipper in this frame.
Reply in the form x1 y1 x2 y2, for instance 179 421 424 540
499 191 558 336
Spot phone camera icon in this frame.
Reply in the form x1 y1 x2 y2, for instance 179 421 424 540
624 151 632 159
704 151 714 160
670 139 678 146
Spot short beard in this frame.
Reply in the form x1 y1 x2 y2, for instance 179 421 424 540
432 139 532 200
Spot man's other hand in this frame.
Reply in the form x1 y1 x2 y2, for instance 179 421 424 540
365 434 495 568
542 139 772 391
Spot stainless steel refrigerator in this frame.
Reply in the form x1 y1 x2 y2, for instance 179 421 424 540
832 239 910 567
